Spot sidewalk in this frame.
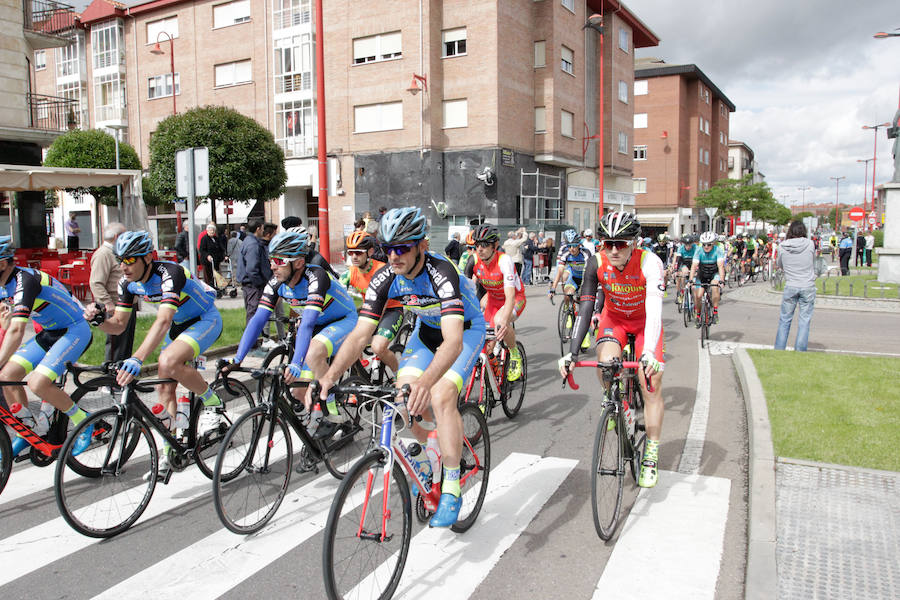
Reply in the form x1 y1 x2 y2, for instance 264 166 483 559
732 348 899 600
726 282 899 313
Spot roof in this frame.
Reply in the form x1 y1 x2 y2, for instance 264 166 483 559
587 0 660 49
78 0 126 25
635 61 736 111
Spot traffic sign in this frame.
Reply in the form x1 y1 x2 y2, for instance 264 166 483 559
868 215 876 226
175 147 209 198
704 207 718 219
740 210 752 223
848 207 865 222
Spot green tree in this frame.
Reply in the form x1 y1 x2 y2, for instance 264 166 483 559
43 129 141 206
147 106 287 217
696 176 785 227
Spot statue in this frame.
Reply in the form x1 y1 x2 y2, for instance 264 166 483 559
890 107 900 183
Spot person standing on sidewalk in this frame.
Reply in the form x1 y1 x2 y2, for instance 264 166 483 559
774 220 816 352
236 219 271 329
444 232 462 263
865 231 875 267
89 222 135 362
522 232 537 285
65 212 80 251
838 232 853 275
502 228 526 276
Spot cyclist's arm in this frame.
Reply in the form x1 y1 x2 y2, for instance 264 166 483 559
689 257 699 282
0 272 38 365
0 320 26 367
569 254 599 356
494 254 517 326
289 266 329 368
94 277 133 335
717 257 726 282
641 255 665 362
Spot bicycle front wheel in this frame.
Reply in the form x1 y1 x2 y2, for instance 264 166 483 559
501 342 527 419
213 405 293 535
453 403 491 532
591 406 624 541
700 299 710 348
322 451 411 600
0 427 12 496
682 294 692 328
194 377 256 479
55 408 157 538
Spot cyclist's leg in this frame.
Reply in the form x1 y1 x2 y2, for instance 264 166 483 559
159 311 224 401
632 325 665 487
370 308 403 373
692 279 704 319
1 358 30 456
295 314 357 415
594 313 625 388
710 278 721 310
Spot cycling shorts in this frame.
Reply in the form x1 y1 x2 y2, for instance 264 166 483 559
397 319 486 393
297 313 358 380
693 273 720 286
375 307 404 342
161 309 223 358
11 320 92 380
563 267 582 290
484 295 526 326
595 312 665 367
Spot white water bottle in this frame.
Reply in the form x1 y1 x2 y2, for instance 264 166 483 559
308 403 323 436
425 431 442 484
408 442 432 480
175 396 191 431
33 403 54 436
623 399 635 437
151 403 173 430
9 403 35 429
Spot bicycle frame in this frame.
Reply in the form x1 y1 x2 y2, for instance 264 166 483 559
463 337 507 407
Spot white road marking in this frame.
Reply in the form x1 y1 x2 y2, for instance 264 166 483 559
593 471 731 600
678 340 710 475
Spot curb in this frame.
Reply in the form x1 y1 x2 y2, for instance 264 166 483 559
732 347 777 600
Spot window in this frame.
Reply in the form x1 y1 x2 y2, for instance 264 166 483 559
633 145 647 160
633 178 647 194
354 101 402 133
618 80 628 103
634 113 647 128
560 45 574 75
215 59 251 87
720 131 726 144
148 73 180 99
442 28 466 57
561 109 574 137
443 99 468 129
353 31 401 64
147 16 178 43
618 131 628 154
534 107 546 133
94 72 125 122
728 156 734 169
704 120 709 134
534 40 546 67
34 50 46 70
720 103 728 118
561 0 575 13
56 33 85 78
57 81 88 128
618 28 629 52
213 0 250 28
92 19 124 69
705 149 710 164
276 98 314 157
274 34 313 93
273 0 311 30
573 208 580 232
634 80 648 95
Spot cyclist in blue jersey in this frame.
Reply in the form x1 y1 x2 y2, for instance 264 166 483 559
228 227 357 421
689 231 726 324
671 234 698 304
311 207 487 528
548 229 587 300
85 231 224 478
0 237 95 457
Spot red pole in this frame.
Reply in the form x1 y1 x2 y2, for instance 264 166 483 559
314 0 330 261
597 13 604 224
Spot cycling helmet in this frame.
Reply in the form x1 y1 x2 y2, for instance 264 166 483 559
268 228 309 258
598 212 641 240
583 228 594 237
657 233 667 242
115 230 154 259
379 207 427 245
346 230 376 251
0 236 14 261
643 237 652 246
562 229 580 245
472 223 500 244
699 231 716 244
465 231 476 247
683 234 696 244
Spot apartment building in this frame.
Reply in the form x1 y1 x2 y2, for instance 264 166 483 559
632 58 735 237
727 140 764 183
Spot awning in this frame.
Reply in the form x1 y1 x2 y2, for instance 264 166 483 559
0 164 140 191
635 213 675 226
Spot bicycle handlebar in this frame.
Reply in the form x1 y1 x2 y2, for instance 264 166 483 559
564 360 654 393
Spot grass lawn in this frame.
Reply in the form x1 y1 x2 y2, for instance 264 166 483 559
748 349 900 472
79 308 247 365
816 273 899 299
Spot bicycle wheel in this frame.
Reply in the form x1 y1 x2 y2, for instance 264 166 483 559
258 346 290 401
212 404 293 535
727 265 735 289
556 299 568 340
66 382 137 477
560 304 575 355
675 286 683 313
682 292 692 328
194 377 256 479
700 299 709 348
501 342 527 419
322 451 411 600
591 406 624 540
0 427 11 496
453 403 491 533
625 380 646 483
322 377 374 479
55 408 157 538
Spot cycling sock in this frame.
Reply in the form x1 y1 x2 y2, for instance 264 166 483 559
325 393 339 416
64 403 87 426
644 438 660 462
199 386 222 407
442 465 461 497
510 345 521 363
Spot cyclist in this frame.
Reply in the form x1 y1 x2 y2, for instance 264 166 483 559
457 231 476 272
731 234 746 280
559 212 666 488
463 223 526 380
0 236 94 458
743 233 757 278
689 231 726 325
311 207 486 528
339 230 401 375
230 227 357 422
672 234 697 304
651 233 670 268
85 231 224 477
549 229 587 304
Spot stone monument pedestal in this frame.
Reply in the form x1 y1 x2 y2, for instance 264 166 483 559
877 182 900 284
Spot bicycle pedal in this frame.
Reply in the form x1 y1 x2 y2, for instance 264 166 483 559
158 469 174 485
13 453 32 464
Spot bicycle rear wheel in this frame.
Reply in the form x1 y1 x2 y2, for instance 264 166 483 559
682 293 692 328
194 377 256 479
322 451 411 600
55 408 157 538
452 403 491 533
700 299 710 348
322 377 374 479
501 342 527 419
0 427 11 496
591 406 624 540
213 404 292 534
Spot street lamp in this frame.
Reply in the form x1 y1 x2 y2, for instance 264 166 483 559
873 29 900 38
862 122 889 215
857 158 873 229
150 32 177 116
106 123 128 215
584 12 604 223
797 185 811 214
830 176 845 231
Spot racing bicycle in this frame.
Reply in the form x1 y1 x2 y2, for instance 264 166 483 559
459 326 527 419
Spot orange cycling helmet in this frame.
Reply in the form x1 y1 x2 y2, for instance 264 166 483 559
346 230 376 250
465 231 476 247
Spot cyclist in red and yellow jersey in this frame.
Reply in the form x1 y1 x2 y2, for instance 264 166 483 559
339 231 403 374
463 223 526 380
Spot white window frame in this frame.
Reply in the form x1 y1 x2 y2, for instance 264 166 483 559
215 59 252 87
633 145 647 160
618 131 628 154
634 113 647 129
352 31 402 65
442 27 466 58
275 98 315 157
561 109 574 138
618 80 628 103
634 80 648 96
92 19 124 69
353 101 403 134
147 72 180 100
442 98 468 129
534 40 546 68
274 34 313 93
94 71 125 121
534 106 546 133
34 50 46 70
213 0 251 29
561 0 575 14
618 28 629 52
560 45 574 75
146 16 179 44
633 178 647 194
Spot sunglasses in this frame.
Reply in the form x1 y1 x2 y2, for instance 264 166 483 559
384 243 416 256
602 240 631 251
475 241 494 249
117 256 139 265
347 250 367 257
270 256 298 266
703 243 714 248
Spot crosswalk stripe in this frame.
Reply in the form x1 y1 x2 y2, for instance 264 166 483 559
362 452 578 600
592 470 731 599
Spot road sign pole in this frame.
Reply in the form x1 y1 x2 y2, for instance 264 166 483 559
187 149 197 277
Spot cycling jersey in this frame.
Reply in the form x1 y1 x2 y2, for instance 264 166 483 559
675 244 697 269
731 240 745 256
341 260 402 309
557 248 587 283
465 250 526 324
692 245 724 283
651 242 669 266
116 261 216 323
744 238 757 252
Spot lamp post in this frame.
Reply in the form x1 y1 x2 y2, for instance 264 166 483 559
584 13 604 224
862 122 890 216
857 158 873 230
150 32 181 231
830 176 845 231
797 185 810 214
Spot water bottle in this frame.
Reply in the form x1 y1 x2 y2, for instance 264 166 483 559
151 403 173 430
35 402 54 436
307 403 323 436
623 398 635 438
408 442 432 480
425 431 442 484
9 403 35 429
175 396 191 431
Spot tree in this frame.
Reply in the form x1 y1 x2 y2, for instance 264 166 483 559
43 129 141 206
696 175 784 228
147 106 287 218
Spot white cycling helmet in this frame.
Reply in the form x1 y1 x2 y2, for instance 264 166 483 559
699 231 716 244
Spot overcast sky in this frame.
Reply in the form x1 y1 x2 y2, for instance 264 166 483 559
627 0 899 210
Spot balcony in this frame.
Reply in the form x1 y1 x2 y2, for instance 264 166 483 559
23 0 77 49
27 93 77 131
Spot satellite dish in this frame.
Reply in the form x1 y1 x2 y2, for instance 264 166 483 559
431 199 448 218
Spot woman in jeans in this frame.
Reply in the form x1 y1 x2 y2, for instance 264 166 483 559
774 220 816 351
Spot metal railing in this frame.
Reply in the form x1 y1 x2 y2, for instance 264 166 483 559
27 92 77 131
23 0 76 38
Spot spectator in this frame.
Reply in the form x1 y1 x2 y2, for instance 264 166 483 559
581 229 597 256
89 222 134 362
236 219 271 328
774 220 816 352
502 229 527 276
174 222 190 267
838 232 853 275
199 222 225 290
522 232 537 285
226 230 241 267
238 224 247 240
865 231 875 267
65 212 80 251
444 232 462 262
307 225 319 255
855 232 865 267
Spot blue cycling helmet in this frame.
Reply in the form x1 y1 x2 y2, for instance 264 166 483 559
115 230 154 259
379 207 427 244
268 227 309 258
0 236 14 261
562 229 580 244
